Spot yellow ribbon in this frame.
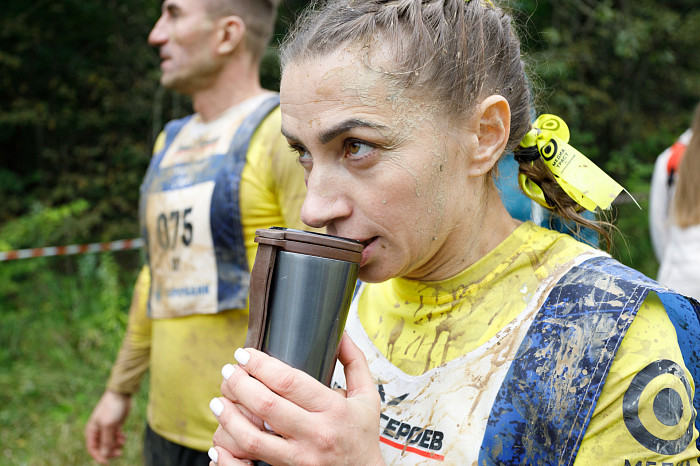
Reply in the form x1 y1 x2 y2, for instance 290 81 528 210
517 114 628 212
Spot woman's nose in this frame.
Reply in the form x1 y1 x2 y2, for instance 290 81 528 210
300 171 351 229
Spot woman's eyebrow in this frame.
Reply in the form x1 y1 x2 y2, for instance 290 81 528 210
280 126 299 143
282 119 387 146
318 119 387 144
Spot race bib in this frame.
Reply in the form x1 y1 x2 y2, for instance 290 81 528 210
146 181 218 318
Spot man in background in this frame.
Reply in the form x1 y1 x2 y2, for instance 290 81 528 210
84 0 308 464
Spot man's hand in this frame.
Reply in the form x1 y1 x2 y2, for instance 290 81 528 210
85 390 132 464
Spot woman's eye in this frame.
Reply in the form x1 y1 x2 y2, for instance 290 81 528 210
292 146 312 165
346 141 372 159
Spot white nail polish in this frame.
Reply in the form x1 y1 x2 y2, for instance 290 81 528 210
209 397 224 417
208 446 218 463
234 348 250 365
221 363 235 380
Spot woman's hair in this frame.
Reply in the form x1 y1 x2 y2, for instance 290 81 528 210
281 0 612 246
672 102 700 227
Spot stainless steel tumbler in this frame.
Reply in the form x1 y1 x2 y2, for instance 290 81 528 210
245 227 363 386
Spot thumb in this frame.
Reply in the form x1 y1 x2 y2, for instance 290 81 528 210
338 332 377 403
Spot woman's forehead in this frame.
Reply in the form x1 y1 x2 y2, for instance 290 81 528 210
280 50 442 138
282 50 382 97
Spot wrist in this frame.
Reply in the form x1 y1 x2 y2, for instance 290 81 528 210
105 388 133 399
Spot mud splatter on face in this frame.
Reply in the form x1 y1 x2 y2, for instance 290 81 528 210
280 46 487 282
318 46 452 242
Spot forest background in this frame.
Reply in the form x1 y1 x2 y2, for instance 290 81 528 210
1 0 699 464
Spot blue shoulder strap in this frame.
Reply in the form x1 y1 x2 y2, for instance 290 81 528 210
210 94 280 309
212 94 280 265
582 258 700 455
138 114 193 248
479 256 700 465
150 115 193 174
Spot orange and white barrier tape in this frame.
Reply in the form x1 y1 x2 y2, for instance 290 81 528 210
0 238 144 262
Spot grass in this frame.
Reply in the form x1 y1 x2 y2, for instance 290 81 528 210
0 251 148 465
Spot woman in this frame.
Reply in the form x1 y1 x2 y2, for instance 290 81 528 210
207 1 700 464
651 102 700 301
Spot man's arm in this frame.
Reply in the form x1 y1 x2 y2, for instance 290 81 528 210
85 265 152 463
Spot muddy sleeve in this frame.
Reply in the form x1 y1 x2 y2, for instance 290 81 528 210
106 266 152 395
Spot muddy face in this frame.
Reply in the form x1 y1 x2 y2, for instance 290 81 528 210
280 46 489 283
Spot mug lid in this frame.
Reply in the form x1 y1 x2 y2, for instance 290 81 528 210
254 227 363 263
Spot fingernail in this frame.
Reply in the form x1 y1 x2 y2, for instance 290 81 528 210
208 446 218 464
234 348 250 365
209 397 224 417
221 363 235 380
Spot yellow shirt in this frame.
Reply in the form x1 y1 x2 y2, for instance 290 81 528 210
350 222 699 464
106 103 309 451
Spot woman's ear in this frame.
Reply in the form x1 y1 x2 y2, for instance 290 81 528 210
467 95 511 177
216 15 245 55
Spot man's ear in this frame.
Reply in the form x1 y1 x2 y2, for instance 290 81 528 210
216 15 245 55
467 95 511 177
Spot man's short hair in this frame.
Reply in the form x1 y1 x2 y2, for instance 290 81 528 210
205 0 281 61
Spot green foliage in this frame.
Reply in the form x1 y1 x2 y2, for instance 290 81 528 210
0 199 90 249
0 200 92 304
611 200 659 280
0 251 145 465
518 0 700 173
0 0 190 241
0 200 146 464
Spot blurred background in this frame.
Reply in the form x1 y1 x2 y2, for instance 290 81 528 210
1 0 699 464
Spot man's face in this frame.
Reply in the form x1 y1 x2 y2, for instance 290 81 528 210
148 0 222 94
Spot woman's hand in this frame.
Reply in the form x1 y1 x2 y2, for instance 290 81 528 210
209 333 384 466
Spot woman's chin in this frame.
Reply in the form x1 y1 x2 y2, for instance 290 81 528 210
358 264 394 284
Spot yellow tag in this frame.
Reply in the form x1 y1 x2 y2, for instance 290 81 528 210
523 115 625 212
518 173 553 209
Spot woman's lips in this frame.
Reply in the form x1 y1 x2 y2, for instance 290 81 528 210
360 237 378 267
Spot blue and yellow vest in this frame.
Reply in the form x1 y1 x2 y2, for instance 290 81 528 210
139 94 280 317
337 248 700 464
480 256 700 464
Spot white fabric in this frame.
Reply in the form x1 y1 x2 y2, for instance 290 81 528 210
649 129 700 300
649 129 692 262
657 223 700 301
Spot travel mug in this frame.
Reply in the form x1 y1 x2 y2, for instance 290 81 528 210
245 227 363 386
